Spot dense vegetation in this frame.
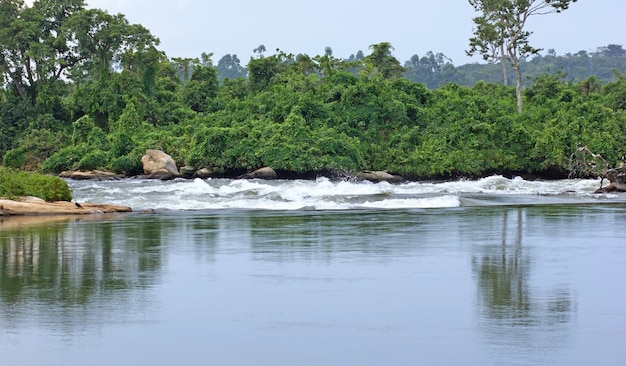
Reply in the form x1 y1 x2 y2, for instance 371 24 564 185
1 0 625 181
0 168 72 201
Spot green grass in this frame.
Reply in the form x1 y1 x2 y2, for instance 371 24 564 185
0 167 72 202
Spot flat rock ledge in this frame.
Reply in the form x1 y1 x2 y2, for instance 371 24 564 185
0 197 131 216
60 170 124 180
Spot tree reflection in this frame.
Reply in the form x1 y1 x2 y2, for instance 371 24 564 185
472 209 532 322
471 208 576 358
0 216 163 310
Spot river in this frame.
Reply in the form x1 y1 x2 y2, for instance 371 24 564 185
1 176 625 365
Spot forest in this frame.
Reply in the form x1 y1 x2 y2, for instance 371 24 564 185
1 0 626 181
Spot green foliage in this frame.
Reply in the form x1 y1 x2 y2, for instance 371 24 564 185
182 65 219 113
72 115 96 145
364 42 405 80
110 155 142 176
41 146 88 173
110 132 135 157
2 3 625 181
2 148 27 169
2 128 66 170
77 149 109 171
0 168 72 202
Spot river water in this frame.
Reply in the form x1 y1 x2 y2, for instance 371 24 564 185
1 176 625 365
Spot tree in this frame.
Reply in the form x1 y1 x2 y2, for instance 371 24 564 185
467 0 578 113
364 42 404 79
404 51 453 88
64 8 160 80
253 44 266 58
216 54 247 82
599 44 626 58
182 63 218 113
0 0 85 105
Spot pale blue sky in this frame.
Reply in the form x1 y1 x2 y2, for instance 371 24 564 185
76 0 625 65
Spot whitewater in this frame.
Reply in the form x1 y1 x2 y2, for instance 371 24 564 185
66 175 626 211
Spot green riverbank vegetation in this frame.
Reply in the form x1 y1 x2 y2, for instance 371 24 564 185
1 1 626 180
0 168 72 202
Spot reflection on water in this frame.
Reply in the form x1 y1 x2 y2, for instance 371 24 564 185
0 215 163 331
471 209 576 365
1 206 625 366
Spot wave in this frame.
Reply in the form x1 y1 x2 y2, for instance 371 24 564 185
67 175 622 211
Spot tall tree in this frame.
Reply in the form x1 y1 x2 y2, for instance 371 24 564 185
467 0 578 113
64 8 160 80
0 0 86 105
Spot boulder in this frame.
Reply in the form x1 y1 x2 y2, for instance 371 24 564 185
60 170 123 180
237 167 277 180
356 170 404 183
140 150 180 180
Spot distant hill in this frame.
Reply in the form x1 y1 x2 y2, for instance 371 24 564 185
402 44 626 89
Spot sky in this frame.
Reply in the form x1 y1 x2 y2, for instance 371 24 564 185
62 0 626 65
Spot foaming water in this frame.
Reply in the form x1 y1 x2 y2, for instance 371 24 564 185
68 175 623 211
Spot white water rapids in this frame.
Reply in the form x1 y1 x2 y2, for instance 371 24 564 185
67 175 626 211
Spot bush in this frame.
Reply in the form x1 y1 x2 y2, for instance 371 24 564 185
110 154 143 176
77 149 109 171
0 167 72 201
41 146 87 173
2 148 27 169
72 115 96 145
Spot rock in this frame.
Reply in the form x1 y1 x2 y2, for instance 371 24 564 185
194 167 213 179
21 196 47 204
356 170 404 183
594 180 626 193
179 166 196 178
0 198 132 216
60 170 123 180
140 150 180 180
237 167 277 180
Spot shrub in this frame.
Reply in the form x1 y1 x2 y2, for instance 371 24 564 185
41 146 87 173
77 149 109 171
2 148 27 169
110 154 143 176
0 167 72 201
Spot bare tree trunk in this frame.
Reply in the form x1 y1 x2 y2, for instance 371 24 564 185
500 44 508 86
513 63 523 113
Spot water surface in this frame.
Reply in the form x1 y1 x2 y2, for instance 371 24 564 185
1 177 625 365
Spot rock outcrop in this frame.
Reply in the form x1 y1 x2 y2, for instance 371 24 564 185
140 150 180 180
60 170 124 180
0 198 131 216
355 170 404 183
237 167 277 180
